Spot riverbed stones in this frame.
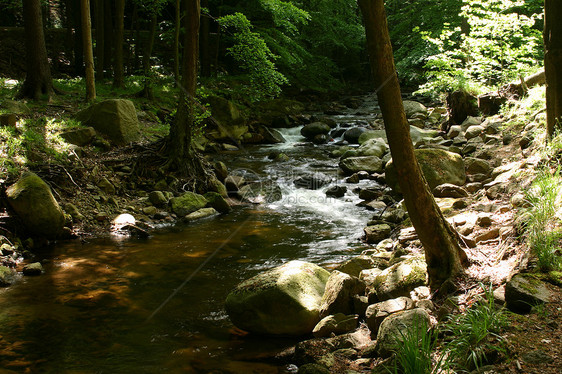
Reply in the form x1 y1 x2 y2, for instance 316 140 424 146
376 308 431 357
364 224 391 244
344 127 368 144
75 99 140 145
355 139 388 159
0 266 16 286
148 191 168 207
326 185 347 198
370 256 427 301
403 100 428 119
6 172 65 238
319 270 366 318
313 313 359 338
465 157 492 176
184 207 218 221
301 122 331 140
505 274 551 313
339 156 384 175
365 296 415 336
22 262 43 276
433 183 469 198
204 192 231 213
335 255 376 277
169 192 207 217
385 149 466 192
225 260 330 335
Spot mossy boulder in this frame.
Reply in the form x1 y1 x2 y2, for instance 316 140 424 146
339 156 384 175
0 99 31 115
204 96 249 141
169 192 207 217
376 308 431 357
403 100 428 119
6 172 65 238
59 126 96 146
370 256 427 301
385 148 466 192
225 260 330 335
505 274 551 313
75 99 140 145
0 266 17 286
301 122 331 140
204 192 231 213
319 270 365 318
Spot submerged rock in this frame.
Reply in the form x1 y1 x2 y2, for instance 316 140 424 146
225 260 330 335
6 172 65 238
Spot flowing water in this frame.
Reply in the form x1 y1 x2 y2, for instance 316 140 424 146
0 95 383 373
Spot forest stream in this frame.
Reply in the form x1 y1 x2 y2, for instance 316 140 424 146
0 94 385 373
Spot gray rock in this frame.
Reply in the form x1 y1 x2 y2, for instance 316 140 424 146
505 274 551 313
59 127 96 146
225 175 245 193
225 261 330 335
204 192 231 213
364 224 392 244
448 125 462 139
365 297 414 336
460 116 482 131
376 308 431 357
75 99 140 145
169 192 207 217
344 127 368 144
184 207 218 221
335 255 376 277
301 122 331 139
0 266 16 286
257 126 285 144
23 262 43 276
339 156 384 175
465 157 492 176
0 99 31 115
213 161 228 182
522 349 554 365
386 148 466 192
312 313 359 338
370 257 427 301
355 139 388 159
6 172 65 238
465 125 485 140
433 183 469 198
403 101 428 119
148 191 168 207
326 185 347 198
319 270 365 318
64 203 84 222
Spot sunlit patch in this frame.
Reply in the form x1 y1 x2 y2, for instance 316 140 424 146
2 79 19 88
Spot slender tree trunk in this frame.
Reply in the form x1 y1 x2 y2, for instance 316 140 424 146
544 0 562 139
200 0 211 77
81 0 96 101
173 0 181 85
358 0 467 290
18 0 55 100
138 14 158 100
113 0 125 88
72 0 84 76
131 4 142 74
169 0 200 162
103 0 113 73
94 0 105 80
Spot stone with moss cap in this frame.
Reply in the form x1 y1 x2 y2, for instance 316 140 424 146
225 260 330 336
6 172 65 238
169 192 207 217
369 256 428 301
505 273 551 313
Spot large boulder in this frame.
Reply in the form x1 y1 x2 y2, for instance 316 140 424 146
365 297 414 336
385 148 466 192
169 192 207 217
204 96 249 141
312 313 359 338
355 139 388 159
369 256 427 301
6 172 65 238
376 308 431 357
343 127 368 144
225 260 330 335
403 101 428 119
59 127 96 146
505 274 551 313
339 156 384 175
75 99 140 145
319 270 365 318
301 122 331 140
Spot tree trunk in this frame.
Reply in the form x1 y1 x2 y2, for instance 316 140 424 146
72 0 84 76
544 0 562 139
103 0 113 73
173 0 181 85
113 0 125 88
200 0 211 77
18 0 55 100
137 14 158 100
131 4 142 74
358 0 467 290
94 0 105 80
81 0 96 102
167 0 209 186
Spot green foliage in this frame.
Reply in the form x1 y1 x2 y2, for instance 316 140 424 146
416 0 543 95
218 12 288 101
441 285 508 371
523 168 562 272
388 319 447 374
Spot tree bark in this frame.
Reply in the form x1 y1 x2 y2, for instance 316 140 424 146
137 14 158 100
173 0 181 85
81 0 96 102
544 0 562 139
103 0 113 73
358 0 467 290
94 0 105 80
200 0 211 77
168 0 206 182
113 0 126 88
18 0 55 100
